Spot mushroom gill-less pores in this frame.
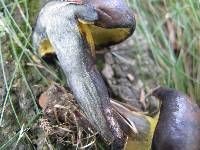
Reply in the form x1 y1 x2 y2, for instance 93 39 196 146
32 0 135 148
151 87 200 150
88 0 135 48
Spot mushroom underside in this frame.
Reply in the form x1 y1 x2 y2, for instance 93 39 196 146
38 24 133 57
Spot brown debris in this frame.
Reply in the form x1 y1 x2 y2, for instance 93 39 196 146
139 89 147 110
39 83 97 149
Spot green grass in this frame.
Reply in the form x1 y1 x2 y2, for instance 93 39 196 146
129 0 200 102
0 0 200 149
0 0 59 149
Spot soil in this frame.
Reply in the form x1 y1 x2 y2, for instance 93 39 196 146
101 36 159 110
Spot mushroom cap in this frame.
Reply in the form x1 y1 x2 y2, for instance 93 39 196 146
152 87 200 150
89 0 136 47
91 0 135 28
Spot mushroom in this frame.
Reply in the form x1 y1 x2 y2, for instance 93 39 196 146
32 0 135 148
112 87 200 150
86 0 136 48
33 0 135 57
151 87 200 150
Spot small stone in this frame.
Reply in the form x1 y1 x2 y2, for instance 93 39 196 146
113 65 125 77
104 53 114 64
127 73 135 81
39 94 48 109
102 64 114 79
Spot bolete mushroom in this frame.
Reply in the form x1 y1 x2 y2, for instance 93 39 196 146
32 0 135 148
112 87 200 150
151 87 200 150
33 0 135 57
